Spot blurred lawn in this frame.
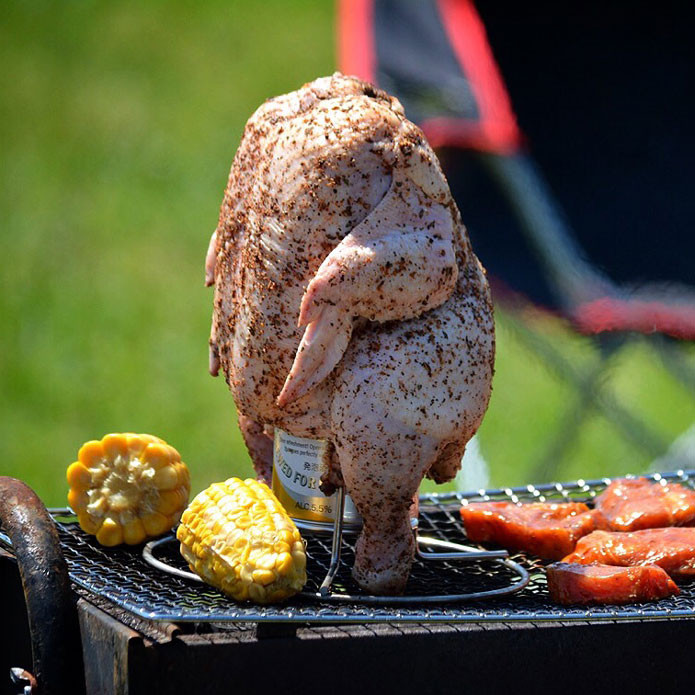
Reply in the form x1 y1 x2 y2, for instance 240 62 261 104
1 1 693 507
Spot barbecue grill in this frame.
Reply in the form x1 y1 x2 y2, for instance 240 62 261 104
3 471 695 694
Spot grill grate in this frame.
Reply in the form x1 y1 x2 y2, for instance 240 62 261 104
6 471 695 623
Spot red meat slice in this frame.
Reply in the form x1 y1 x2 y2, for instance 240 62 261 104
563 527 695 579
547 562 679 605
459 502 605 560
594 477 695 532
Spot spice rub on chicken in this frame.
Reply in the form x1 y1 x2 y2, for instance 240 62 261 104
206 74 495 594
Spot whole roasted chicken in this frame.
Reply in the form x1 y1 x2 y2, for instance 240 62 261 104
206 73 494 594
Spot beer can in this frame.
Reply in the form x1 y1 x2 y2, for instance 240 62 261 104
271 428 361 533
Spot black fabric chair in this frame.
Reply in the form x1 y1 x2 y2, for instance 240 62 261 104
338 0 695 479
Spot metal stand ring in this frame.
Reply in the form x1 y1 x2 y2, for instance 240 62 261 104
143 487 530 606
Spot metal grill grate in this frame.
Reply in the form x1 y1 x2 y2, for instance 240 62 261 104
6 471 695 623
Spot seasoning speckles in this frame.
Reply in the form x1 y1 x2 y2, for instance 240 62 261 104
207 73 495 595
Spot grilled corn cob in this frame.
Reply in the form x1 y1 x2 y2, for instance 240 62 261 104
177 478 307 604
67 433 190 546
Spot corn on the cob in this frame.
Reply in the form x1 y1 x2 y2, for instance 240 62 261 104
177 478 307 604
67 433 190 546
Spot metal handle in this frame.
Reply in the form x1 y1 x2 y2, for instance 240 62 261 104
0 477 85 695
416 535 509 561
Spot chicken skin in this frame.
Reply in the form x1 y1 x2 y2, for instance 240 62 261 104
207 73 495 594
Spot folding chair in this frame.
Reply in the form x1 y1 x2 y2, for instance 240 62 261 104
338 0 695 481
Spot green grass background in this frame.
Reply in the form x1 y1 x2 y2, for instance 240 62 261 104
2 1 693 507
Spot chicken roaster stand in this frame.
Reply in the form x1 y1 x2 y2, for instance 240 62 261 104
143 484 529 606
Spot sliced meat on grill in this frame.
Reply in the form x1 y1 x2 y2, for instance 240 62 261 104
459 502 606 560
594 477 695 532
563 527 695 579
547 562 679 605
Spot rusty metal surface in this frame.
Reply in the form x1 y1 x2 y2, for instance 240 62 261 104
77 599 142 695
72 587 181 645
0 549 32 695
0 477 85 695
120 617 695 694
68 592 695 694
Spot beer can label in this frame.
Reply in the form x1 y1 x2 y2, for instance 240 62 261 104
272 428 360 529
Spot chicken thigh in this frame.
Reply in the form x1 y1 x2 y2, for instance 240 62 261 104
207 73 495 594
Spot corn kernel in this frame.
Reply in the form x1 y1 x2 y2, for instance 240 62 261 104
234 515 252 529
143 443 172 469
266 589 286 603
77 512 100 535
153 466 179 491
278 529 295 545
97 518 123 547
159 489 185 515
68 488 88 513
176 463 190 485
275 552 293 575
232 585 249 601
122 518 146 545
66 462 91 490
256 553 277 571
142 512 170 536
102 433 129 460
126 434 150 456
252 569 276 586
78 441 105 468
248 584 266 602
291 550 307 572
233 536 248 551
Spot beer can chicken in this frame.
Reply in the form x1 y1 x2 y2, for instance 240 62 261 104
460 501 605 560
206 73 495 594
594 477 695 532
563 527 695 579
547 562 679 605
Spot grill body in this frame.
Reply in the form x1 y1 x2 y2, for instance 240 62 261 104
67 597 695 694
